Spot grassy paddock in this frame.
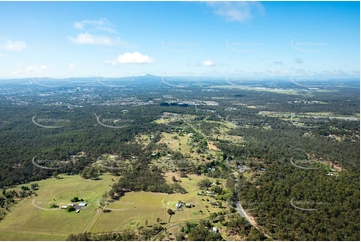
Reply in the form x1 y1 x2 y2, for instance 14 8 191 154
0 174 114 240
92 173 227 232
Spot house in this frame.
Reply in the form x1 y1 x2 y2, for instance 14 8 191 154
79 202 87 207
260 168 266 171
210 202 218 207
185 203 192 208
212 227 218 233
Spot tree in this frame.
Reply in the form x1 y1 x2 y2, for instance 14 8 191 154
145 220 148 227
167 208 175 223
67 206 76 212
175 231 185 241
50 203 58 208
52 171 58 179
30 183 39 191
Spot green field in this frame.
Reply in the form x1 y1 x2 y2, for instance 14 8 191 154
0 174 114 240
92 173 226 232
0 172 227 240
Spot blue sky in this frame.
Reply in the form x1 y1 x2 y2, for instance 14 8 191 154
0 1 359 79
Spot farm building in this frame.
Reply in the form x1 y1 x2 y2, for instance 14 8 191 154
61 206 67 209
185 203 192 208
212 227 218 233
76 209 80 213
175 202 182 209
78 202 87 207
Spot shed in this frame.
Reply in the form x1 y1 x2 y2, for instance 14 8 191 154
175 202 182 209
79 202 87 207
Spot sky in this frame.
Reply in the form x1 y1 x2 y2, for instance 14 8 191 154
0 1 359 80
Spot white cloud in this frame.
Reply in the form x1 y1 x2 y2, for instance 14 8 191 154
27 64 47 73
69 33 128 46
294 58 303 64
274 61 283 66
1 40 26 51
203 60 216 66
14 64 47 74
324 70 348 76
116 52 155 64
267 69 289 76
105 60 118 66
207 1 265 23
69 63 76 70
74 18 116 33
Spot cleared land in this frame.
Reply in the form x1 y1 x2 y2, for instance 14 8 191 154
0 174 114 241
92 173 226 232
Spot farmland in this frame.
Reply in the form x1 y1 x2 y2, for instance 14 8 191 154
0 174 114 240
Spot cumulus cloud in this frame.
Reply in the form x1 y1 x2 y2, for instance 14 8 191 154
1 40 26 51
207 1 265 23
118 52 154 64
107 52 155 65
69 32 128 46
294 58 303 64
74 18 116 33
14 64 47 74
69 63 76 70
27 64 47 72
274 61 283 66
203 60 216 66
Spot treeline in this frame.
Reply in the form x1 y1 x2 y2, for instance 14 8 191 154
67 230 138 241
110 164 186 195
